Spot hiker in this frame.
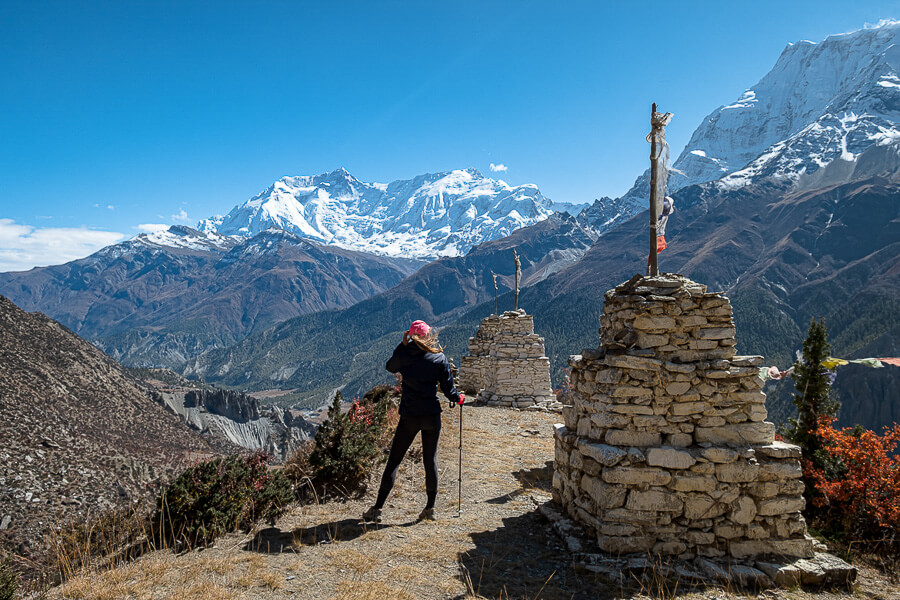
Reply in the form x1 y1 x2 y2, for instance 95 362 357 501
363 320 463 522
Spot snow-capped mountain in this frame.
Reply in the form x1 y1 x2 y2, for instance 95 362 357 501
582 21 900 231
197 167 562 260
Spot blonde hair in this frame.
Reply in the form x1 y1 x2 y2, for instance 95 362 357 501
410 331 443 354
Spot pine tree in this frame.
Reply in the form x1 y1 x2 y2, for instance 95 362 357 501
785 318 840 472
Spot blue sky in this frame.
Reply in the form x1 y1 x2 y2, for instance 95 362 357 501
1 0 899 271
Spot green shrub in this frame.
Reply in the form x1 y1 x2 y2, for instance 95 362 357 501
154 451 293 549
0 555 16 600
300 390 392 498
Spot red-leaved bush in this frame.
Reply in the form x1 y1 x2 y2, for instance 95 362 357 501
806 416 900 541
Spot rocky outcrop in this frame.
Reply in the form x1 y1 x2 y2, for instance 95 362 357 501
155 387 317 462
458 310 555 408
552 275 814 560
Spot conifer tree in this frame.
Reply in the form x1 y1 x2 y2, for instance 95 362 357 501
785 317 840 471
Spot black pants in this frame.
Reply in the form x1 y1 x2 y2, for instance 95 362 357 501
373 413 441 509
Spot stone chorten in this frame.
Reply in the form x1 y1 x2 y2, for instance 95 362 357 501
458 309 555 408
552 274 814 560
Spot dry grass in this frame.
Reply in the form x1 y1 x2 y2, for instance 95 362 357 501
329 580 417 600
324 547 377 573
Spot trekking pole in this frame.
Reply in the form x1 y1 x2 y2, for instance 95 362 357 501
457 399 463 516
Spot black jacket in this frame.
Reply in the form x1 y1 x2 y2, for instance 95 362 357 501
386 341 461 416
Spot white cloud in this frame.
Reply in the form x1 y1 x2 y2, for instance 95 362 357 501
0 218 125 273
136 223 170 234
489 163 508 172
172 208 190 223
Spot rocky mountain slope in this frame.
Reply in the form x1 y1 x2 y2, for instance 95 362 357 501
581 20 900 233
198 167 577 259
149 379 317 462
0 227 421 368
0 295 214 571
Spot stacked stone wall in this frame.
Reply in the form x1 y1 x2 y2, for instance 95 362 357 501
552 275 814 560
457 310 555 408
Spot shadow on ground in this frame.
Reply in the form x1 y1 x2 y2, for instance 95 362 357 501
244 517 418 553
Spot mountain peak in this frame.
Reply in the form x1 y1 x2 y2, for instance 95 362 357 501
197 169 557 260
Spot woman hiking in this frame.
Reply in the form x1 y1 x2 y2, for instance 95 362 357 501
363 320 463 522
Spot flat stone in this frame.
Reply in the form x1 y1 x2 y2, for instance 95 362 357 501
647 447 696 469
757 496 805 516
810 551 857 585
582 475 627 509
696 327 736 340
663 361 696 373
602 466 671 486
626 489 683 512
605 354 663 371
684 494 727 520
755 441 802 459
757 461 803 481
695 422 775 446
732 355 765 367
729 538 814 559
590 412 631 429
665 381 692 395
716 461 760 483
730 565 774 590
700 447 739 463
696 558 731 583
604 430 662 447
0 515 9 530
670 476 716 492
756 562 803 587
610 386 653 399
633 315 677 330
794 558 827 585
577 441 627 467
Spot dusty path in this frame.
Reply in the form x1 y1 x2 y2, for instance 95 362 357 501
51 406 899 600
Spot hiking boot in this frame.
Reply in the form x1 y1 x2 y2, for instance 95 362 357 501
362 506 382 523
417 507 435 521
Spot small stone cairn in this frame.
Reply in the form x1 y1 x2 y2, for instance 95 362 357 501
458 309 556 408
552 274 816 561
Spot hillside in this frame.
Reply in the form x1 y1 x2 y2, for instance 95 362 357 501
46 406 898 600
0 227 421 368
0 295 214 574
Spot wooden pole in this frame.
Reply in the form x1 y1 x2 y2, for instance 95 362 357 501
648 102 659 277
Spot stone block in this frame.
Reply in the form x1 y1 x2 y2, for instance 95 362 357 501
755 441 802 459
729 537 813 559
577 441 627 467
756 562 803 587
696 326 736 340
671 401 711 416
633 315 677 330
610 386 653 400
653 541 688 555
729 497 758 525
757 461 802 481
670 476 716 492
665 381 692 395
590 412 631 429
695 422 775 446
730 565 774 590
683 494 727 520
715 461 760 483
602 467 671 486
646 447 697 469
604 430 662 447
626 489 683 513
757 496 805 516
700 447 739 463
582 475 627 509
